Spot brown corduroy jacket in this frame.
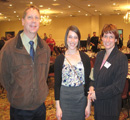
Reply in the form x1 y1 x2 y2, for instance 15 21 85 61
0 30 50 110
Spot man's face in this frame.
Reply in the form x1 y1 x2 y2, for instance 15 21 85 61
22 8 40 36
93 32 96 36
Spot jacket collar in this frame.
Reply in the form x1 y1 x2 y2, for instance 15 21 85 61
97 45 118 72
104 45 118 62
16 30 43 49
94 45 119 82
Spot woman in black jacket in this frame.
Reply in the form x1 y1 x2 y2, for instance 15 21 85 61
88 24 128 120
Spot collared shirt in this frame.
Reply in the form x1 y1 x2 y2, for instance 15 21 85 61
20 32 37 54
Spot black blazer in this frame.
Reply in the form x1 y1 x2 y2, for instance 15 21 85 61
93 46 128 116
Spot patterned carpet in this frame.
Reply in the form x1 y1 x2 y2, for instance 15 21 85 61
0 77 130 120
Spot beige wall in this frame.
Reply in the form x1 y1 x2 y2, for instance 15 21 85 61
0 15 130 46
38 16 91 46
0 21 23 38
91 16 100 36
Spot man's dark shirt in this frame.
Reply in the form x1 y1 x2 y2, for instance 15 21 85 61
90 36 98 52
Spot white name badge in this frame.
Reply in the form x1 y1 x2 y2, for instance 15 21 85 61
104 61 111 69
77 62 83 69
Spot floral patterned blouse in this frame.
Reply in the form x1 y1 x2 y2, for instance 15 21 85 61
61 58 85 87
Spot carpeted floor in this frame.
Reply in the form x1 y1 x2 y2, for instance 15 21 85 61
0 77 130 120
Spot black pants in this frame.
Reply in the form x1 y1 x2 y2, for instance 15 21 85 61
10 103 46 120
92 46 98 53
94 112 119 120
94 115 119 120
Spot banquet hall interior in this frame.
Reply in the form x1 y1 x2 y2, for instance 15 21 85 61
1 0 130 119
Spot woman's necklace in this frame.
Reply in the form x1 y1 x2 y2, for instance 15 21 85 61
66 50 78 55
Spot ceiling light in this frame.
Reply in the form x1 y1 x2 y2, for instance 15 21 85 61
68 6 71 8
9 4 12 7
4 16 7 19
30 2 33 4
40 9 54 15
95 10 97 12
52 3 60 6
123 0 130 24
78 11 81 13
53 0 57 1
113 3 116 6
88 4 91 7
70 15 72 16
123 11 130 24
39 5 43 7
14 11 16 13
8 19 10 21
85 14 88 16
40 15 52 26
48 8 51 10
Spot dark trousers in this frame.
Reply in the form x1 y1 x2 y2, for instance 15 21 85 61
92 46 98 53
10 103 46 120
94 115 119 120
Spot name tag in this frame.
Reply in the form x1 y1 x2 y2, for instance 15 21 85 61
104 61 111 69
77 62 83 69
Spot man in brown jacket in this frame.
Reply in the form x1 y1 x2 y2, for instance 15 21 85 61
0 5 50 120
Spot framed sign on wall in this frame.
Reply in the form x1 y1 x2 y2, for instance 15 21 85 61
118 29 123 37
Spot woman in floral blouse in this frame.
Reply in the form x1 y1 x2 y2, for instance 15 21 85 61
54 25 91 120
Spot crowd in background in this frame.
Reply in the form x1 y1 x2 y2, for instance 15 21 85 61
1 31 130 56
0 33 14 50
